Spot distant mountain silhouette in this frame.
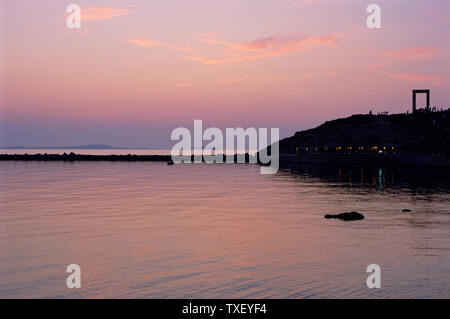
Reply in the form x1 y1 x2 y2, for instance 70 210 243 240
3 144 127 150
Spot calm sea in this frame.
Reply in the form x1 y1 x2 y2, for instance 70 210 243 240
0 156 449 298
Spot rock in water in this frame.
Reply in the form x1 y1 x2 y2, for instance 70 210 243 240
402 209 412 212
324 211 365 221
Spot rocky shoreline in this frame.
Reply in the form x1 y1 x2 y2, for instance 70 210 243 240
277 152 450 167
2 152 449 168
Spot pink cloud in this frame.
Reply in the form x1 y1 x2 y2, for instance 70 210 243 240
123 38 197 53
121 33 341 64
383 71 443 86
81 7 132 21
221 71 339 84
122 38 166 48
378 47 438 59
167 44 198 53
367 64 443 86
295 0 318 7
188 33 343 64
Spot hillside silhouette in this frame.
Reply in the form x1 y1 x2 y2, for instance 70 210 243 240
271 110 450 167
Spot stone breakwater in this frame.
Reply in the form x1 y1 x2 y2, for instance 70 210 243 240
0 153 257 163
0 153 172 162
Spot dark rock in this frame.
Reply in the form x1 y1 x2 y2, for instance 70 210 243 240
402 209 412 212
324 211 365 221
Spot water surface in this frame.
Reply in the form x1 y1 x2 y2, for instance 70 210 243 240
0 161 449 298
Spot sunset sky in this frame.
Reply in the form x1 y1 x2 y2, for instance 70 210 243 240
1 0 449 148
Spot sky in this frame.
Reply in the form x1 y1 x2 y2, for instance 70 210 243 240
1 0 449 148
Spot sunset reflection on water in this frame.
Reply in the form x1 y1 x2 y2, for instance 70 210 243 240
1 161 449 298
